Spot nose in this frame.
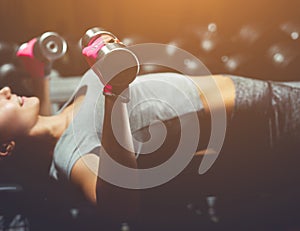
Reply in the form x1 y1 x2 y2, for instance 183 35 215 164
0 86 12 99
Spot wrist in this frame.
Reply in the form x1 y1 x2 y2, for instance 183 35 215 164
103 84 130 103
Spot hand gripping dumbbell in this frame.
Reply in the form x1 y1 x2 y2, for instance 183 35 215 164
16 32 67 78
81 27 139 102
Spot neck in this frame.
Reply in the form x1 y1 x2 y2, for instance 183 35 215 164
23 114 69 152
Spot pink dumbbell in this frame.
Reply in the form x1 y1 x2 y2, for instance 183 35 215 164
81 27 139 88
17 32 67 78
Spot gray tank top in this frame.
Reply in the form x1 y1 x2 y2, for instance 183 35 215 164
49 70 204 181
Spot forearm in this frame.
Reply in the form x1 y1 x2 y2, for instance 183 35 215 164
29 77 52 115
100 96 136 167
96 96 139 219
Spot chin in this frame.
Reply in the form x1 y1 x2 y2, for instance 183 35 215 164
25 97 41 118
33 97 41 113
25 96 40 108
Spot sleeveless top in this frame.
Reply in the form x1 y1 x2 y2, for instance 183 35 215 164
49 70 204 181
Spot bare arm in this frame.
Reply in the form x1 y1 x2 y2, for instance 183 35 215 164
28 77 52 115
71 94 139 219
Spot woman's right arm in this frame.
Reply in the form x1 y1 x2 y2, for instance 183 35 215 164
70 95 139 219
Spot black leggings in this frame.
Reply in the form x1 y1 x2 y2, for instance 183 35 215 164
215 76 300 193
229 75 300 149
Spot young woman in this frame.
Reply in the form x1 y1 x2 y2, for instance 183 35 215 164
1 66 300 219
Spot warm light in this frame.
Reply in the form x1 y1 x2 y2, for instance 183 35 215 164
291 32 299 40
166 42 179 56
222 55 239 71
280 21 300 40
221 56 229 63
192 22 221 54
122 37 135 46
226 59 238 71
268 43 298 68
238 24 261 44
273 53 285 64
201 39 214 52
184 58 198 70
208 23 217 33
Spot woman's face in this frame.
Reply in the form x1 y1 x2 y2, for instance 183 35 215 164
0 86 40 141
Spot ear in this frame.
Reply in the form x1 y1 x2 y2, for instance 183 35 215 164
0 141 16 158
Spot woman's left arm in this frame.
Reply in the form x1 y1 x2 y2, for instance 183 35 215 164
28 77 52 115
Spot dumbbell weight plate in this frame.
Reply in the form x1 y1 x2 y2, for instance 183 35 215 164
81 27 117 49
38 32 67 61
